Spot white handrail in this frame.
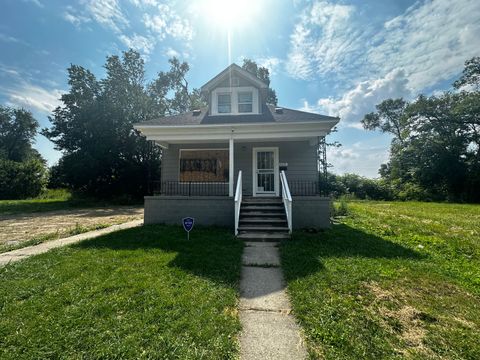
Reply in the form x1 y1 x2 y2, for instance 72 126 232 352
280 170 292 233
234 170 243 236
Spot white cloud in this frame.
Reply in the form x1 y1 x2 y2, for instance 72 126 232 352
328 140 391 178
258 57 281 75
0 33 23 44
290 0 480 129
165 47 180 58
306 69 411 126
62 7 91 27
143 5 194 41
1 82 63 114
23 0 44 8
129 0 159 7
286 1 365 80
368 0 480 92
0 63 21 77
83 0 129 33
288 0 480 92
62 1 194 56
119 33 155 55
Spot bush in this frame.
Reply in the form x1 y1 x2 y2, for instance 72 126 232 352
328 173 394 200
333 197 350 216
0 158 48 199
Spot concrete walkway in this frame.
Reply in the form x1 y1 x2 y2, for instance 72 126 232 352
0 219 143 267
239 241 307 360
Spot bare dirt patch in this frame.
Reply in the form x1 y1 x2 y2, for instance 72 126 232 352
0 206 143 250
364 281 435 358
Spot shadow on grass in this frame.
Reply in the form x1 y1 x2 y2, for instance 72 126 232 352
282 223 423 281
0 197 142 217
74 224 243 287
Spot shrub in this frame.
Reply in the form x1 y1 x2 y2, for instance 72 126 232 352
0 158 48 199
333 197 350 216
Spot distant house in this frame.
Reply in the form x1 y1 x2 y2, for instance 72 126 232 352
134 64 339 240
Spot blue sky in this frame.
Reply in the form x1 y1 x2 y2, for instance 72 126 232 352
1 0 479 177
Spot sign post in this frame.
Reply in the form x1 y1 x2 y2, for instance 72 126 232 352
182 217 194 240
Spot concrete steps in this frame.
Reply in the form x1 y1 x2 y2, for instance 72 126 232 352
238 197 290 242
237 232 290 242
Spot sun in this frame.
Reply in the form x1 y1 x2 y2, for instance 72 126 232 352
201 0 261 30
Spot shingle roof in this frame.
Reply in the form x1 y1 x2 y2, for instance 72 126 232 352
135 104 339 127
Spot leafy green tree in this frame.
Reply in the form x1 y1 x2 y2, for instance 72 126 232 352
361 57 480 202
0 106 41 161
0 158 47 199
43 50 198 198
454 56 480 90
361 98 409 144
242 59 278 106
0 105 47 199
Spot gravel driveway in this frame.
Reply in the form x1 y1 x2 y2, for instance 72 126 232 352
0 206 143 251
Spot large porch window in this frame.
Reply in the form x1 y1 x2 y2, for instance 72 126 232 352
179 149 229 182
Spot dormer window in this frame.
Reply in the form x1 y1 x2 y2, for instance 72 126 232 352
211 86 259 115
238 92 253 113
217 93 231 113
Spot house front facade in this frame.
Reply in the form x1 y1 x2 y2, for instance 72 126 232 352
134 64 339 239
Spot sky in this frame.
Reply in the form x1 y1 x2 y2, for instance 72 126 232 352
1 0 479 177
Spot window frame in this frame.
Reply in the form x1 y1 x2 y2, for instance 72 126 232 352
211 86 259 116
237 91 253 113
217 93 232 114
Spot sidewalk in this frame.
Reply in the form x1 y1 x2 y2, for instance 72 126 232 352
239 241 307 360
0 219 143 267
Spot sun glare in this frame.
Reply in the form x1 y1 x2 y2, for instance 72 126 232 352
202 0 261 29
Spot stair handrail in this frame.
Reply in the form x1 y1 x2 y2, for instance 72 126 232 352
280 170 292 233
234 170 243 236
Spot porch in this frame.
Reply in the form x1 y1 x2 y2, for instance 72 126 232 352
143 139 331 231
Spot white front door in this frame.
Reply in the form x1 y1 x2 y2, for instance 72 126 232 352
253 147 279 196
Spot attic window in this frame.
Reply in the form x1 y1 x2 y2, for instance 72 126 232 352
217 93 231 113
238 91 253 113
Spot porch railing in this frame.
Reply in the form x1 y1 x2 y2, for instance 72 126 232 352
151 181 229 196
280 171 292 234
288 180 327 196
234 171 243 236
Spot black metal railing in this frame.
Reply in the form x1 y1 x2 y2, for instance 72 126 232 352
288 180 327 196
151 181 229 196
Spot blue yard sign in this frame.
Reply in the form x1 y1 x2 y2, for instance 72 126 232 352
182 217 194 240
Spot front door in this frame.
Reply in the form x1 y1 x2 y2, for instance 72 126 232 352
253 147 279 196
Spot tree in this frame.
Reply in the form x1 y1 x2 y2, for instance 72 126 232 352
361 57 480 202
242 59 278 106
0 106 41 161
361 98 409 144
454 56 480 90
43 50 199 198
0 105 47 199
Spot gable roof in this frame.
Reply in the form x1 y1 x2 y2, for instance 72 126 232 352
200 63 268 93
134 104 339 127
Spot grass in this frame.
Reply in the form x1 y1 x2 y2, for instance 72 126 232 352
0 225 243 359
0 188 141 215
0 222 112 254
282 201 480 359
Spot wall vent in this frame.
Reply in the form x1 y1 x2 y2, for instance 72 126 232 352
192 109 201 116
275 107 283 114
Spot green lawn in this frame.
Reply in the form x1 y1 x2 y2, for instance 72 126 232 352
282 201 480 359
0 189 140 215
0 225 243 359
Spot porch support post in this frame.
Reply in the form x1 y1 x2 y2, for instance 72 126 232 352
229 137 234 197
